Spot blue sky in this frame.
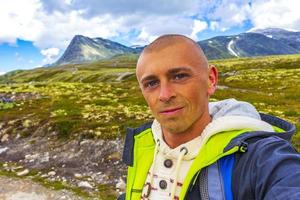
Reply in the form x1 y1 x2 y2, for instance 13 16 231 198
0 0 299 74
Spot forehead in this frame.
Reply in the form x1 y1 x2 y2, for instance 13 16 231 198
136 42 205 80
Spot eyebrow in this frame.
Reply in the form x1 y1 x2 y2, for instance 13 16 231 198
140 66 193 83
140 75 158 84
167 67 192 75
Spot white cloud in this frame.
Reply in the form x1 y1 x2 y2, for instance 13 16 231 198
40 47 60 64
205 0 300 32
209 21 220 31
134 15 199 44
67 0 200 17
250 0 300 30
0 72 6 75
191 20 208 40
1 0 300 67
0 0 44 44
0 0 207 51
207 0 251 31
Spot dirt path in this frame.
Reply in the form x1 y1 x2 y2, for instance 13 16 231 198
0 176 84 200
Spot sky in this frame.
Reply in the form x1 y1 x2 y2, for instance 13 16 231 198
1 0 300 74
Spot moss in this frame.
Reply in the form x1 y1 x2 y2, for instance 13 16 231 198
0 54 299 148
54 120 77 139
97 184 117 200
284 110 299 117
0 102 15 110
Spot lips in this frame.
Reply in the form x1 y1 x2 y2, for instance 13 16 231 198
159 107 184 115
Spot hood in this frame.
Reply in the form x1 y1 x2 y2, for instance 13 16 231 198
151 98 276 157
122 98 296 166
209 98 261 120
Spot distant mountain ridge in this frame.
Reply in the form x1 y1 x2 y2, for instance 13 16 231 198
54 35 138 66
199 28 300 59
54 28 300 66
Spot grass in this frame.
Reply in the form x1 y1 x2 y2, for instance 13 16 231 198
0 53 299 198
1 54 298 143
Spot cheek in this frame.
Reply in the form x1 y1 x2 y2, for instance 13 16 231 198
143 93 157 110
185 87 208 108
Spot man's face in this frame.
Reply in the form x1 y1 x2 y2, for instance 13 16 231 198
136 42 215 134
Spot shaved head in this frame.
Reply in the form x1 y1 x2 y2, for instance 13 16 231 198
136 34 209 79
143 34 205 54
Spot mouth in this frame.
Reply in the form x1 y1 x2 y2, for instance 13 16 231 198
159 107 184 116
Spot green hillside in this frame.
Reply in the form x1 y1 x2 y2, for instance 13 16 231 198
0 54 299 199
0 54 299 147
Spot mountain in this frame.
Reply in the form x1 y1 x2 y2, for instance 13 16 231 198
54 35 139 66
54 28 300 65
251 28 300 50
199 29 300 59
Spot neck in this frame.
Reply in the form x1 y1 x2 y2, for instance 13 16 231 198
162 110 211 149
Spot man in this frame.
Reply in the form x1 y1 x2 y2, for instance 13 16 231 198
120 35 300 200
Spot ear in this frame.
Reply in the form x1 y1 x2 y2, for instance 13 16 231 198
207 65 218 96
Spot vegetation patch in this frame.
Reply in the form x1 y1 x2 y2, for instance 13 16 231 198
0 54 299 199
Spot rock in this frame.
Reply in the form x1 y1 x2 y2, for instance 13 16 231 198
116 178 126 191
40 152 50 163
48 171 56 176
0 147 9 154
1 134 9 142
25 153 39 161
17 169 30 176
80 140 89 146
15 133 21 140
41 174 49 178
74 173 83 179
78 181 93 189
11 166 23 172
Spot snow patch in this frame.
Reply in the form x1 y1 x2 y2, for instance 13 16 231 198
266 34 273 38
227 40 239 57
208 40 213 44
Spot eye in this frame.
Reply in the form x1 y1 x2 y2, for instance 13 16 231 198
143 80 159 89
173 73 189 81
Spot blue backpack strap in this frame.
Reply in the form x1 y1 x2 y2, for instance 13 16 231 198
188 155 235 200
218 154 235 200
207 162 225 200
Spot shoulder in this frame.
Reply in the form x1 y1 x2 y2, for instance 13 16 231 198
235 135 300 175
233 136 300 199
122 121 153 166
246 135 299 160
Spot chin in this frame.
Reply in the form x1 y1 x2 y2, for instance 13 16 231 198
163 123 188 134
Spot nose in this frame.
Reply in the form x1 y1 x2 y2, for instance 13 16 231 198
159 83 176 102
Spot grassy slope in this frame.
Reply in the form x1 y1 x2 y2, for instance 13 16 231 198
0 54 299 149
